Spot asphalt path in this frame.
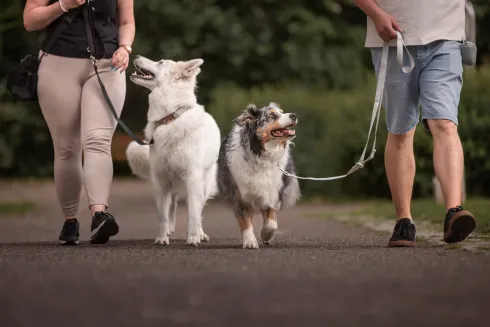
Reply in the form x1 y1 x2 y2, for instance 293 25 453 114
1 180 489 327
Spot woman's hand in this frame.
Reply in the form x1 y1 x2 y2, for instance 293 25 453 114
111 46 130 73
60 0 86 10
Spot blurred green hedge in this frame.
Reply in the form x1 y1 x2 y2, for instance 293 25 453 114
208 67 490 199
1 67 489 198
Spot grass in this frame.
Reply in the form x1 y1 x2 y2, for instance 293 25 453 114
0 201 36 215
344 197 490 235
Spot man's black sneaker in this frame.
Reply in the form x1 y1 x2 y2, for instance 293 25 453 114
90 211 119 244
443 206 476 243
388 218 416 247
59 218 80 245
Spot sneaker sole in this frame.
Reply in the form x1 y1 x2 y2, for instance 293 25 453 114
388 240 416 247
59 239 80 245
443 211 476 244
90 219 119 244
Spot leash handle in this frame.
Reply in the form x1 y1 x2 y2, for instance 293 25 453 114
278 31 414 181
83 1 150 146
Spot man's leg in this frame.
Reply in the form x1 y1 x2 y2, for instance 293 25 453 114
385 128 416 220
371 45 420 247
420 40 476 243
426 119 464 210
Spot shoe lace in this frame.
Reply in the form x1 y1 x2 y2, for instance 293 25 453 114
395 220 413 238
94 212 114 220
447 206 464 216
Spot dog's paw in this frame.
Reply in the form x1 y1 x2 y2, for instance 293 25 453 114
154 236 170 245
243 238 259 249
187 235 201 247
200 233 210 242
242 228 259 249
261 227 276 245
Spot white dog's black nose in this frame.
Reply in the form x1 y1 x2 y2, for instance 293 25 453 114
289 114 297 121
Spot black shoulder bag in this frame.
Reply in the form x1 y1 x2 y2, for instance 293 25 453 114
81 1 149 145
6 10 77 102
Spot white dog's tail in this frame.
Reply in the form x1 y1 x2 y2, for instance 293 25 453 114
125 141 150 180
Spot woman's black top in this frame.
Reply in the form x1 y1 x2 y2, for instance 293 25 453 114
42 0 119 59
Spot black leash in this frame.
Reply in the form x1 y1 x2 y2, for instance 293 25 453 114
82 1 150 146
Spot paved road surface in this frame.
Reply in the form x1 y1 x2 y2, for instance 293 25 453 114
1 180 489 327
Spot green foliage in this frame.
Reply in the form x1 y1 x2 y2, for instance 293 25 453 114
0 83 53 178
339 197 490 235
1 0 490 200
208 66 490 199
472 0 490 64
0 200 36 215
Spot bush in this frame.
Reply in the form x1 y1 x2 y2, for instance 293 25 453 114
0 84 54 178
208 67 490 199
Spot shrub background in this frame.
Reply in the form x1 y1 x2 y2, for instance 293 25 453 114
1 0 489 200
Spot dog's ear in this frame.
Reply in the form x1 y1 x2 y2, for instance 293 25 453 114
233 104 260 126
182 59 204 77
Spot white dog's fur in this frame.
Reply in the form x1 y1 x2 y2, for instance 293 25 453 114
125 55 221 246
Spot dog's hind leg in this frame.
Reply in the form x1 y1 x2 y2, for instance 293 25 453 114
198 216 210 242
261 208 278 245
185 172 206 246
153 183 172 245
168 195 178 236
196 164 216 242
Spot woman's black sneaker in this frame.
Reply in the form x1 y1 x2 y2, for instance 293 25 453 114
388 218 416 247
59 218 80 245
443 206 476 243
90 211 119 244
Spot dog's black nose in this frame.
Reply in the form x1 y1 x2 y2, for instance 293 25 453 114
289 113 297 121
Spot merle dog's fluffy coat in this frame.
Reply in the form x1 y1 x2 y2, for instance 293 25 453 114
218 103 300 249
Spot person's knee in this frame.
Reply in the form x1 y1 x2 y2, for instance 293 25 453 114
426 119 458 137
387 127 416 149
57 139 81 161
83 128 113 155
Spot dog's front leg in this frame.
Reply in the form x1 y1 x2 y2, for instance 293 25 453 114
237 214 259 249
261 208 278 245
153 183 172 245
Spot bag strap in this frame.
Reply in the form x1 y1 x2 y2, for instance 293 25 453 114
82 1 150 146
42 10 77 55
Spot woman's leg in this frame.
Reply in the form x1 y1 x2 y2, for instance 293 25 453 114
37 54 84 219
80 58 126 244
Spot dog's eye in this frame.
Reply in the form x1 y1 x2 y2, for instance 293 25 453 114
269 113 278 120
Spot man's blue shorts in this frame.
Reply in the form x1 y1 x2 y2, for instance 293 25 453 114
370 40 463 134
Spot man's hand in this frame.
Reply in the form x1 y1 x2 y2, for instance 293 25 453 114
372 9 403 42
354 0 403 42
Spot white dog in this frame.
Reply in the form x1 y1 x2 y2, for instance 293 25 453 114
125 55 221 246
